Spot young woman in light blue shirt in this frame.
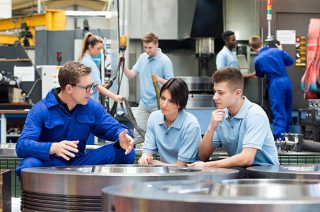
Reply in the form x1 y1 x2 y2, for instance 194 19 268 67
78 32 123 103
138 78 201 166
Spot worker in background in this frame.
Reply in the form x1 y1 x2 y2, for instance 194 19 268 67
15 61 135 176
249 35 294 140
189 67 279 168
78 32 123 104
216 31 239 69
138 78 201 166
123 32 174 142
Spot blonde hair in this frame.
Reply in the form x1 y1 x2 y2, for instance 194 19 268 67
78 32 103 61
249 35 263 50
141 32 158 44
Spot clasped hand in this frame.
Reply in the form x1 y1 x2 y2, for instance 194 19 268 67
50 140 79 161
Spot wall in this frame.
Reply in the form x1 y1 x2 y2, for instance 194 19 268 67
225 0 260 40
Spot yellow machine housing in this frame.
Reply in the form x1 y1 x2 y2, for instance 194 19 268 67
0 9 66 46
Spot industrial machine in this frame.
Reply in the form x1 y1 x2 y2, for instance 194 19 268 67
0 9 66 46
102 178 320 212
37 65 60 98
126 0 260 111
298 100 320 142
0 45 38 106
0 72 21 103
20 165 238 211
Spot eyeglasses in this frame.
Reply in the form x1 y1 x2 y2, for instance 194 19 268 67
71 83 96 92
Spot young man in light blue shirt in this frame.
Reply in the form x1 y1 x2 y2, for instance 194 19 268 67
138 78 201 166
216 31 239 69
189 67 279 168
123 32 174 141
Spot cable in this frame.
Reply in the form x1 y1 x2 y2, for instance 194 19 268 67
26 78 41 98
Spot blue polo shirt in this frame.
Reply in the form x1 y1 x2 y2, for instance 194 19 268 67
216 46 239 69
213 97 279 166
81 53 101 102
133 48 174 108
143 110 201 163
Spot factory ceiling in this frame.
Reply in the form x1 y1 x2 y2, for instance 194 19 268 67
12 0 108 16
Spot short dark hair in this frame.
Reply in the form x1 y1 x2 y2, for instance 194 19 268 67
160 78 189 112
222 31 235 43
58 61 91 90
212 67 244 90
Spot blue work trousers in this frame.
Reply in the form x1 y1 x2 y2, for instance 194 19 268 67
269 77 292 140
16 143 135 176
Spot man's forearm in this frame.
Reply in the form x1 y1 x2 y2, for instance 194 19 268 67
96 85 117 99
209 149 256 168
123 66 136 79
153 159 187 167
209 155 247 168
199 126 215 161
157 76 168 85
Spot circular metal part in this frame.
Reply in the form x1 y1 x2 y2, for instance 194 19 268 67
177 76 213 93
21 165 238 211
102 179 320 212
0 143 17 157
247 165 320 179
210 179 320 198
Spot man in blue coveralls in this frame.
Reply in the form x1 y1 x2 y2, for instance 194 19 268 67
249 35 294 140
16 61 135 175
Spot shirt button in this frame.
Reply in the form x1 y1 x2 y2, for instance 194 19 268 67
165 132 168 135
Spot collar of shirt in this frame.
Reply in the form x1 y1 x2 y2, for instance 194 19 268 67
148 48 162 61
157 110 185 129
45 88 75 113
45 88 61 108
82 53 94 62
83 53 91 58
225 96 252 120
259 46 270 54
223 45 233 53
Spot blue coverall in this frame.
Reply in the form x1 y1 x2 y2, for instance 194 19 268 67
16 89 135 175
254 47 294 140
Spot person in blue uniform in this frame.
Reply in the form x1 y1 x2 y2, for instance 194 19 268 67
216 31 239 69
249 35 294 140
138 78 201 166
78 32 123 104
189 67 279 168
16 61 135 176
